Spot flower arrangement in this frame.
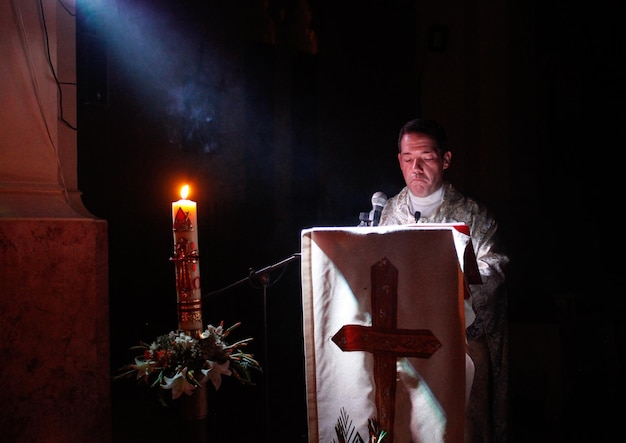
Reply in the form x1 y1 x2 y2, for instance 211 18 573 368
115 321 262 400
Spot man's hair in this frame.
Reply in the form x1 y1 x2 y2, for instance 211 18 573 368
397 118 448 154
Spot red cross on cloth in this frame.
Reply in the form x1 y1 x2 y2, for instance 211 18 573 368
332 257 441 442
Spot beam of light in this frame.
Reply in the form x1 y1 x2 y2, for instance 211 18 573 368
397 357 447 442
77 0 221 153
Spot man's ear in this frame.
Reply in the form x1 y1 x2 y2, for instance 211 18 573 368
443 151 452 169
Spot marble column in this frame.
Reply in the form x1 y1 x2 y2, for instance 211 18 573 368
0 1 111 442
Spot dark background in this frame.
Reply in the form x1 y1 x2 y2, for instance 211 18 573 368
76 1 623 442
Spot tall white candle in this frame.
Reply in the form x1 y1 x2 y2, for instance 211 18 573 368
172 184 202 336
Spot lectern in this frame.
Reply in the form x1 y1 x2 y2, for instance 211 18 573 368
300 225 480 443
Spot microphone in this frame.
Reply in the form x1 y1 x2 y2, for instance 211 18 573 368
370 191 387 226
414 211 421 222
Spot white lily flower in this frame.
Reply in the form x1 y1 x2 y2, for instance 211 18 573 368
201 360 231 390
130 358 156 381
161 368 197 399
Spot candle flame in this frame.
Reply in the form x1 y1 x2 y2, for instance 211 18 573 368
180 184 190 200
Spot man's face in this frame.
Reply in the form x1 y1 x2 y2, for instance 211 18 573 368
398 132 451 198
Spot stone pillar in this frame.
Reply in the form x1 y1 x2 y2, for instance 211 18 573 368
0 1 111 442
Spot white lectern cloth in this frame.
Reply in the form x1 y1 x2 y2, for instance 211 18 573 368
301 225 476 443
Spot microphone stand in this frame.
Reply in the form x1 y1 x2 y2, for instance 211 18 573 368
202 252 301 439
203 253 301 300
